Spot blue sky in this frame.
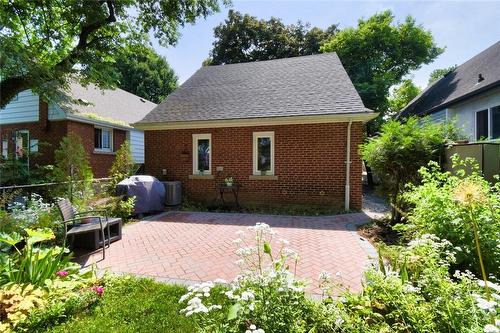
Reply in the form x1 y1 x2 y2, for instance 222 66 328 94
151 1 500 89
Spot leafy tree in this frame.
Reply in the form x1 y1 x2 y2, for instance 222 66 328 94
108 140 136 194
361 117 460 223
53 133 93 201
386 79 421 118
0 0 229 108
428 65 458 85
114 44 178 103
206 10 338 65
321 10 443 125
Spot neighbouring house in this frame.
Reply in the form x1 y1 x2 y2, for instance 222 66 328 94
399 41 500 142
398 41 500 181
0 82 156 183
135 53 377 210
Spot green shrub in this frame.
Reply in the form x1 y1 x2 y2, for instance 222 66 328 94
53 133 93 202
107 140 136 195
314 235 494 333
398 157 500 279
361 117 461 223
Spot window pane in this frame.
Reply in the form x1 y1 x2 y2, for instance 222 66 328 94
2 140 8 159
102 130 111 149
492 106 500 139
197 139 210 171
94 128 102 148
257 137 271 171
476 110 489 140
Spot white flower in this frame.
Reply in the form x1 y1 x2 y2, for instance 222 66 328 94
278 238 289 245
214 278 227 284
233 238 243 244
484 324 499 333
250 324 256 330
241 290 255 301
476 296 497 311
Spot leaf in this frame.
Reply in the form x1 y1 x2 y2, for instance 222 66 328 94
25 228 55 245
400 259 408 284
263 241 272 255
0 232 22 246
227 303 241 320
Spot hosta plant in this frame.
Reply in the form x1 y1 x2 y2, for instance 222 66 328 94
0 228 80 287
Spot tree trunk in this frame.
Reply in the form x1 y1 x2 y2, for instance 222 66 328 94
0 76 32 109
364 162 375 187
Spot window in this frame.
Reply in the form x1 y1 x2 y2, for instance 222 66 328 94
2 139 8 159
476 109 489 140
253 131 274 175
94 127 113 151
192 134 211 175
15 130 29 167
492 105 500 139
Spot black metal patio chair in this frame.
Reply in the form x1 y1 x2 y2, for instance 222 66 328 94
57 198 111 259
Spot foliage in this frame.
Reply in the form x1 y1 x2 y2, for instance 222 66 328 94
114 43 178 103
320 10 442 130
0 228 80 287
99 196 136 222
53 133 93 201
386 79 421 118
108 140 136 195
0 283 46 332
179 223 314 333
428 65 458 85
398 157 500 279
206 10 338 65
360 117 460 222
44 276 196 333
315 235 495 333
3 194 60 235
0 0 229 108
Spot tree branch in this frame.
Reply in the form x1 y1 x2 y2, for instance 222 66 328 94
54 1 116 73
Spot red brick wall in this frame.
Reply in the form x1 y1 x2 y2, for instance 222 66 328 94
1 109 128 179
67 121 127 178
144 122 363 210
0 101 67 168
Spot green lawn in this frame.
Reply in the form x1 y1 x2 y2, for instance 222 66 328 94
44 277 197 333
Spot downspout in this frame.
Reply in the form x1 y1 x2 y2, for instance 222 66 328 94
345 119 352 212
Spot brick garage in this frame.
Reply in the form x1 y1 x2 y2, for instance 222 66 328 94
145 122 363 210
0 101 126 179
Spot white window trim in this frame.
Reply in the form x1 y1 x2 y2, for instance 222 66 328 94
192 133 212 175
253 131 275 176
94 126 113 152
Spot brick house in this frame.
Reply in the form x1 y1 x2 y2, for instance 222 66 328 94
0 82 156 183
135 53 376 210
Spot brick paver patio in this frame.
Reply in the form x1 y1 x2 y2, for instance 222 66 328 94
79 211 376 294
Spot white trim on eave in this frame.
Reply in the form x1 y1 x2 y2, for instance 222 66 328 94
134 113 378 130
65 114 133 131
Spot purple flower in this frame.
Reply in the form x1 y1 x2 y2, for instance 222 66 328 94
56 270 69 278
92 285 104 296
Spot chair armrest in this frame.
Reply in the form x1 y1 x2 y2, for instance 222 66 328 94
75 210 109 219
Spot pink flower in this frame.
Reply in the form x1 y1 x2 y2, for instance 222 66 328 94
92 285 104 296
56 271 69 278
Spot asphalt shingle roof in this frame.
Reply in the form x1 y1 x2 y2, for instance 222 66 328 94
137 52 372 124
399 41 500 118
61 82 157 125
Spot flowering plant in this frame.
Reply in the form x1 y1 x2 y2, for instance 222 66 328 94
179 222 312 333
224 177 234 186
